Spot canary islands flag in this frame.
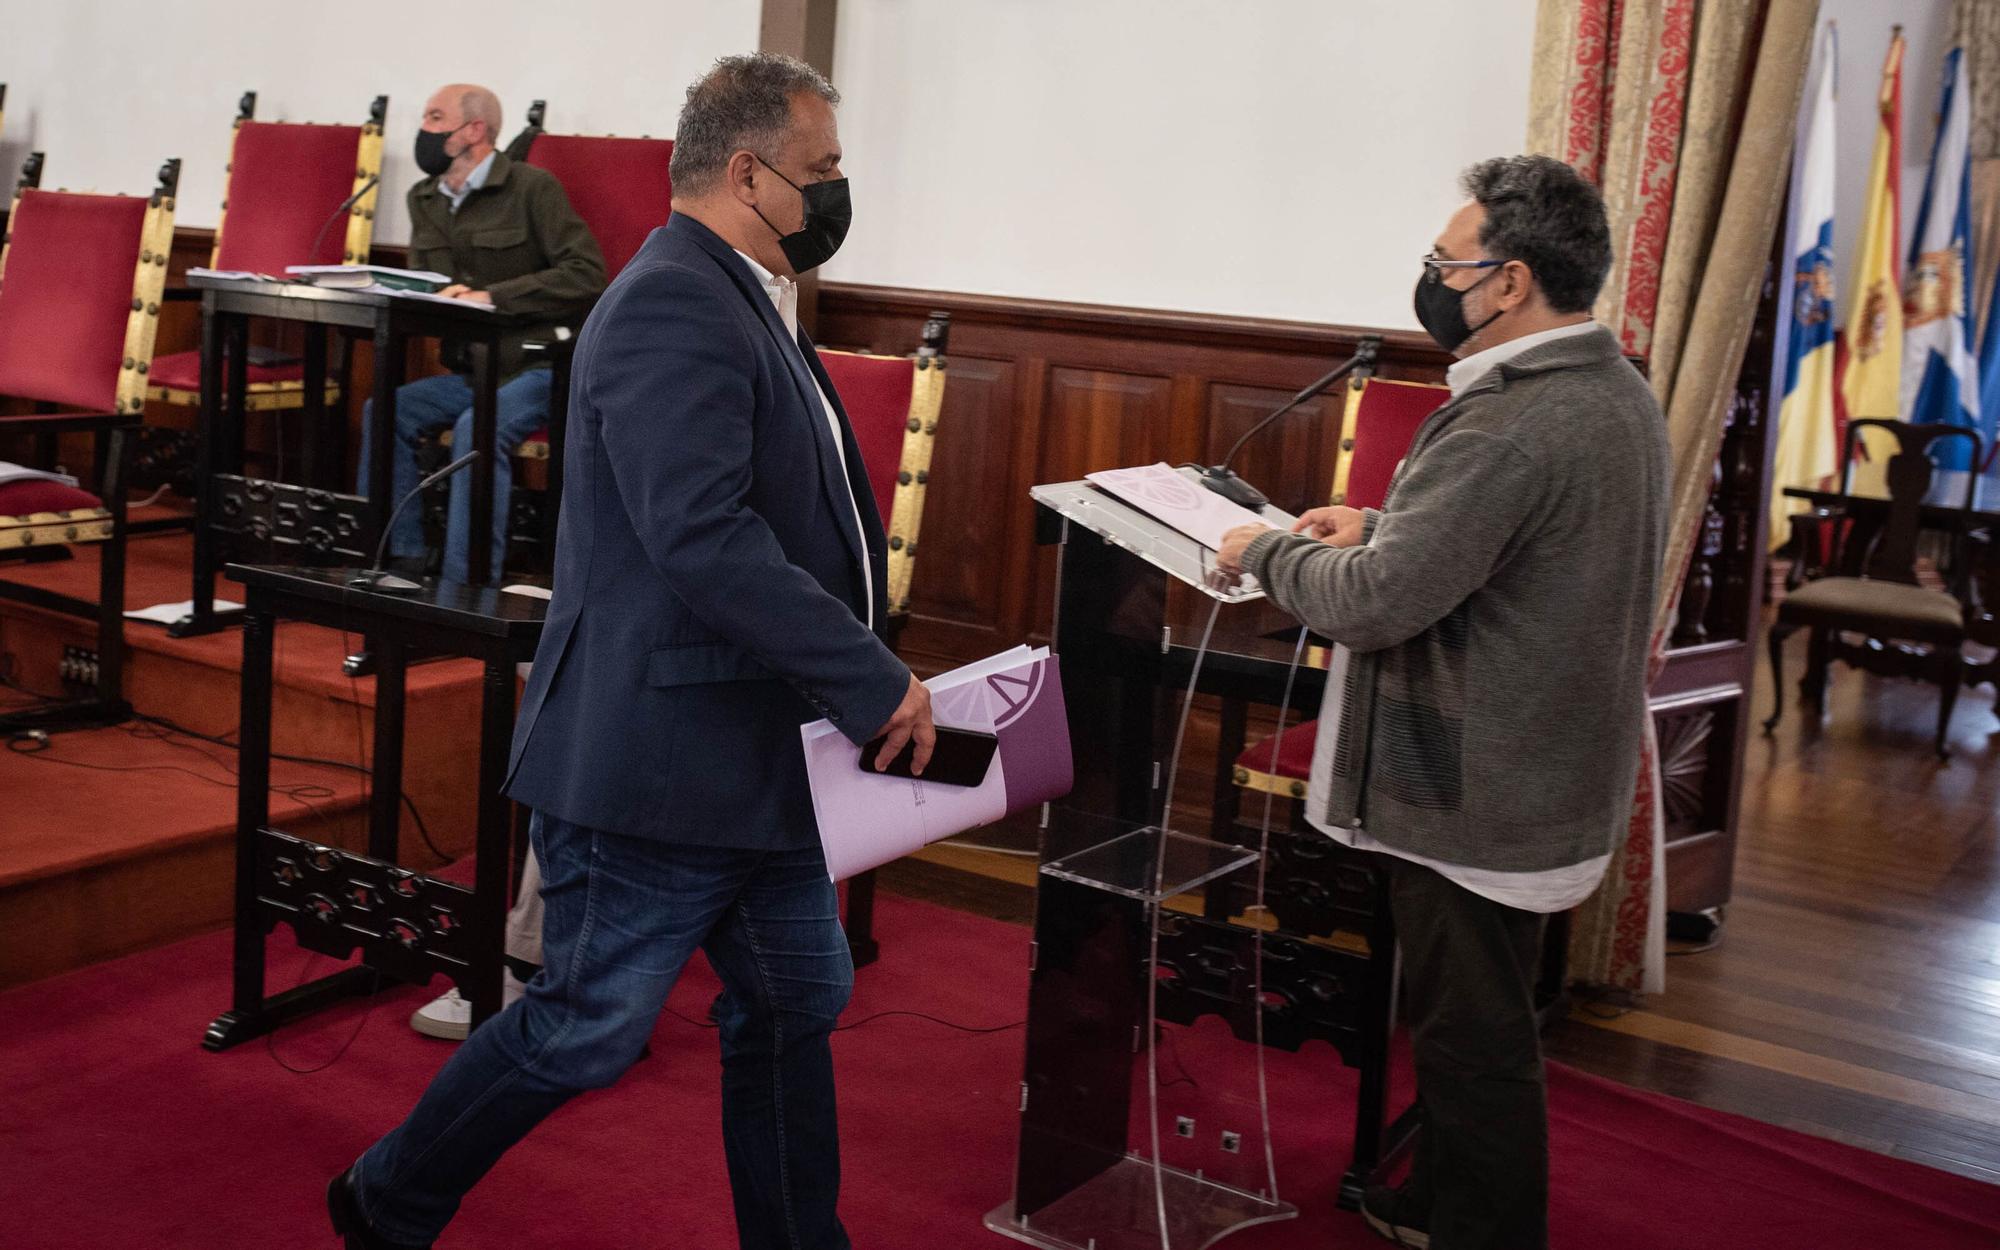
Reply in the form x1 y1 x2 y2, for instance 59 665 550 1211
1769 22 1840 550
1901 46 1984 470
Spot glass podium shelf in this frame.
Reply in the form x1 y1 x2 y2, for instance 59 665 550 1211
984 1155 1297 1250
1041 826 1261 903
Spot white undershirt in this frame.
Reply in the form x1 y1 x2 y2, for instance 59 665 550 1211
734 250 874 630
1304 318 1607 914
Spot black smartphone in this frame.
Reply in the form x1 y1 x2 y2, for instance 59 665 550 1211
858 726 998 787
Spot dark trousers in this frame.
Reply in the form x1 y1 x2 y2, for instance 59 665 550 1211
1389 858 1549 1250
349 811 855 1249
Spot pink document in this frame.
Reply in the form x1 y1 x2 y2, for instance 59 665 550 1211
1084 462 1272 550
801 647 1073 881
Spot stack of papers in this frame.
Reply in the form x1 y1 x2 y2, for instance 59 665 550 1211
285 264 450 291
0 463 79 490
802 645 1074 881
1085 462 1272 550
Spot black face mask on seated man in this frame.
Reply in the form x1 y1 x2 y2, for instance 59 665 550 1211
1413 262 1506 354
413 123 472 179
751 154 852 274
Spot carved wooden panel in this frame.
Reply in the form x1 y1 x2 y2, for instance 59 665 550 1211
899 354 1018 661
1204 382 1338 517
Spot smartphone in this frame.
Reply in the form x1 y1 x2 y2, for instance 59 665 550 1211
859 726 998 788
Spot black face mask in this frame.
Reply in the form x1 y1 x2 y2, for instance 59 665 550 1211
1413 264 1505 353
751 155 851 274
413 123 471 179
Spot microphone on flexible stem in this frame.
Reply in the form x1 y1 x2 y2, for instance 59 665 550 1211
1197 334 1383 511
349 451 482 593
304 174 380 266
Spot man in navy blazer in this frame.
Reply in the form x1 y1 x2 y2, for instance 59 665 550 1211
329 54 932 1250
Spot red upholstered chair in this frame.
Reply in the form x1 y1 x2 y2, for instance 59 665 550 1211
0 154 180 730
802 314 952 966
1229 377 1449 803
146 92 386 485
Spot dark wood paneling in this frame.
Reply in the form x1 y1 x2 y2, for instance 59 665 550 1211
817 281 1452 673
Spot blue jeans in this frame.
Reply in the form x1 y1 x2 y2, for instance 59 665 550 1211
355 368 552 585
349 811 855 1248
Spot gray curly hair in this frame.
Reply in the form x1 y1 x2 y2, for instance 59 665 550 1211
670 53 839 196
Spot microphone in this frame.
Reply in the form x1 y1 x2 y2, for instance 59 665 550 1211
348 451 482 593
305 174 380 266
1197 334 1383 511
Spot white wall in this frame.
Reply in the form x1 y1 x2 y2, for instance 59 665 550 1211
1 0 1539 330
823 0 1539 328
0 0 760 247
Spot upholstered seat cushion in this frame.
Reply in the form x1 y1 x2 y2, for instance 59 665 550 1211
1234 719 1319 796
1780 576 1965 640
147 350 306 393
0 479 111 550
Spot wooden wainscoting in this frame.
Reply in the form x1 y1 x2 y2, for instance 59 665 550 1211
815 282 1453 674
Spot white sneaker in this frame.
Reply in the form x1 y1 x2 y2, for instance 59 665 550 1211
410 969 529 1041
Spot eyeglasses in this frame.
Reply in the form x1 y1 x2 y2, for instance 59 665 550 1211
1422 251 1504 281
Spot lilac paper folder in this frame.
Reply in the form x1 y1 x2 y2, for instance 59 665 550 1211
801 647 1073 881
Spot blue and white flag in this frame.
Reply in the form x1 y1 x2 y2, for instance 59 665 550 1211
1900 46 1984 470
1768 20 1840 549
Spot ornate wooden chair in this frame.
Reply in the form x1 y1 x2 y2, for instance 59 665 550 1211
0 154 179 730
1764 418 1981 758
145 91 386 493
810 313 952 964
1222 377 1449 810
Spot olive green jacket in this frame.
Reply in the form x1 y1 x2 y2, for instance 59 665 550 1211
406 153 606 376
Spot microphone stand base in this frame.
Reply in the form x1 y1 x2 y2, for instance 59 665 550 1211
1195 466 1271 512
345 571 424 594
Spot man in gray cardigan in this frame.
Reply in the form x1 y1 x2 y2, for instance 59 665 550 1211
1218 155 1668 1250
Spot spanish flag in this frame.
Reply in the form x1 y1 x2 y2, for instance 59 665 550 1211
1841 28 1904 463
1769 22 1841 550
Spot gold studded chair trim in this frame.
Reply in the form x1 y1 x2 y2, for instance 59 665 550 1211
147 380 341 411
886 354 947 615
116 173 177 419
0 508 116 551
345 98 387 264
1231 764 1311 800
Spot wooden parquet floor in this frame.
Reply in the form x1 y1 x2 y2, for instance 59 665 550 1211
878 623 2000 1186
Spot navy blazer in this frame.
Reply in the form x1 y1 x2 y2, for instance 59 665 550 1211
504 213 908 848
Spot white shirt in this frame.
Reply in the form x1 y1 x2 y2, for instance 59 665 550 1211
1303 318 1608 914
733 249 874 629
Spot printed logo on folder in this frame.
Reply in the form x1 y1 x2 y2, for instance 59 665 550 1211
800 646 1073 881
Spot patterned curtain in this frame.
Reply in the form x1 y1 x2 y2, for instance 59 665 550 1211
1529 0 1820 994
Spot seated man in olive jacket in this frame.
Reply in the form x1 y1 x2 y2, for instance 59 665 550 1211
357 82 606 584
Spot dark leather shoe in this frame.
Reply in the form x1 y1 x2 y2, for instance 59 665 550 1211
327 1168 432 1250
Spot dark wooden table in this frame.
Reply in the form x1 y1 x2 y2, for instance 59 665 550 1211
172 275 541 637
203 563 546 1051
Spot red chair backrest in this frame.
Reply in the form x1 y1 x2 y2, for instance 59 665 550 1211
818 350 914 523
1343 379 1450 510
522 133 673 278
214 121 363 271
0 189 147 410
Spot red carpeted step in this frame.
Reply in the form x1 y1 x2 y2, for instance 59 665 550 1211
0 894 1994 1249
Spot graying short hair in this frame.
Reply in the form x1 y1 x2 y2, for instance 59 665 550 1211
458 86 503 142
1460 155 1612 314
670 53 839 195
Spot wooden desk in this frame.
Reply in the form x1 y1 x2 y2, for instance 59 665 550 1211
172 275 544 637
202 564 545 1051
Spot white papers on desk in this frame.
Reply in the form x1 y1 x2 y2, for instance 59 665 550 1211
285 263 451 288
125 598 243 626
186 267 284 283
0 462 79 490
1085 462 1273 550
801 645 1074 881
381 288 497 311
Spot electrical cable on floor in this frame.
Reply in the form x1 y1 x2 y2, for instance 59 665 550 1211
262 948 385 1076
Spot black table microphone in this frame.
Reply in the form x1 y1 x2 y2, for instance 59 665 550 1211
348 451 481 592
1197 334 1383 511
304 174 380 266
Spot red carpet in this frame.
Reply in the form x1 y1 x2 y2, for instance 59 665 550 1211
3 893 1997 1249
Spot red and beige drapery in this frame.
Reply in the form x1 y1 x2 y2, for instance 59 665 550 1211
1528 0 1820 993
